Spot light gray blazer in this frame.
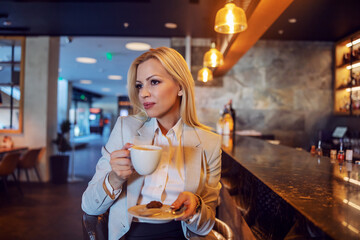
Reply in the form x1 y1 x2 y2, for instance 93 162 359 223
81 115 222 240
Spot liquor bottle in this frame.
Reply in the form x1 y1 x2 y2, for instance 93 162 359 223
337 139 345 163
228 100 236 130
222 112 233 135
316 140 323 156
310 145 316 156
216 110 224 135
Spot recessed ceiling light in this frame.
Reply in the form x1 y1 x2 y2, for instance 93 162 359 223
165 22 177 29
278 30 284 35
102 88 111 92
125 42 151 51
76 57 97 64
108 75 122 80
124 22 129 28
80 80 92 84
288 18 297 23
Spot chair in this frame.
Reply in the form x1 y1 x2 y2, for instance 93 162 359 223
17 148 42 182
0 152 22 196
82 212 234 240
212 218 234 240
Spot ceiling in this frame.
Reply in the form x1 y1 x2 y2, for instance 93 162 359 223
59 36 170 96
1 0 360 97
261 0 360 41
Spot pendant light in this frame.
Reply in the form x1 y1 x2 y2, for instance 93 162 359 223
197 67 213 83
214 0 247 34
203 42 224 68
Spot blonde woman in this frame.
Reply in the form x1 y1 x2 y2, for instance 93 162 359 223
82 47 222 240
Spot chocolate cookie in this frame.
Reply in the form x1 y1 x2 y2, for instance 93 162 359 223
146 201 163 209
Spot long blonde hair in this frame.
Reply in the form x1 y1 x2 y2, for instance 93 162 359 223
127 46 208 130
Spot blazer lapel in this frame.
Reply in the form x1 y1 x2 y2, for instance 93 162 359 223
127 118 155 209
136 118 156 145
183 125 203 193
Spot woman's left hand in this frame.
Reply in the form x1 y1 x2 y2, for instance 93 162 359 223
171 191 199 221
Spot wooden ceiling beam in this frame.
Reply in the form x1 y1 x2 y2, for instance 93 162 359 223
214 0 294 77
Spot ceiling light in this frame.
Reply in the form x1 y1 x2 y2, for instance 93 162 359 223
76 57 97 64
346 38 360 48
80 80 92 84
102 88 111 92
124 22 129 28
125 42 151 51
278 30 284 35
203 42 224 68
288 18 297 23
197 67 213 82
165 22 177 29
108 75 122 80
214 0 247 34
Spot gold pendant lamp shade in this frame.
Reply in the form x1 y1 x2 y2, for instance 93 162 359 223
197 67 213 83
214 1 247 34
203 42 224 68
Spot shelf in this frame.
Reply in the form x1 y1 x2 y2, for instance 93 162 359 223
334 31 360 116
336 84 360 91
337 59 360 69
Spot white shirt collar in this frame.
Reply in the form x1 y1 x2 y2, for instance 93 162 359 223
153 118 183 140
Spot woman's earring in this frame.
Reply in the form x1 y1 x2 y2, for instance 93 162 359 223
178 90 183 96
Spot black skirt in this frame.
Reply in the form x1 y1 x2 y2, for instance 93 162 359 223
124 221 187 240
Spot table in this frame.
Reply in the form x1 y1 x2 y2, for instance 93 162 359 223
219 136 360 240
0 147 28 159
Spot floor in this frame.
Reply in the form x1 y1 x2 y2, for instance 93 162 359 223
0 133 107 240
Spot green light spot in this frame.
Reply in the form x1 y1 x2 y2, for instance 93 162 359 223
58 77 63 81
80 94 85 100
106 52 113 60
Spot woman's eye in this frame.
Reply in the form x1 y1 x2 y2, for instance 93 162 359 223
151 80 160 85
135 83 142 89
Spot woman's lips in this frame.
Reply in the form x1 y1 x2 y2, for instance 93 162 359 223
143 102 155 109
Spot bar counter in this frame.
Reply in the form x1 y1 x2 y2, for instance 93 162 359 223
219 136 360 240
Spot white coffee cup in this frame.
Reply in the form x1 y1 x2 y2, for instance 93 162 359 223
130 145 162 175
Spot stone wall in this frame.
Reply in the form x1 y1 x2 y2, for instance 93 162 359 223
194 40 334 149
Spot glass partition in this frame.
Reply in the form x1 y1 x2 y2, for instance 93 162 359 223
0 36 24 133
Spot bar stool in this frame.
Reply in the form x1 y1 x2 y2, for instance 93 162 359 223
0 152 22 196
17 148 43 182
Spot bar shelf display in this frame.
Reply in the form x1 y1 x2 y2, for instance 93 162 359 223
334 31 360 115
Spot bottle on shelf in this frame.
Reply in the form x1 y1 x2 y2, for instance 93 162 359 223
222 108 233 135
316 140 323 157
310 145 316 156
337 139 345 163
216 110 224 135
343 52 350 65
228 100 236 138
346 149 353 162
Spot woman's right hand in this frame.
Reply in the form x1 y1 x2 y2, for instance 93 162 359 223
108 143 134 190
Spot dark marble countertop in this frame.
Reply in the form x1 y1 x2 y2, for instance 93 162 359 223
222 136 360 240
